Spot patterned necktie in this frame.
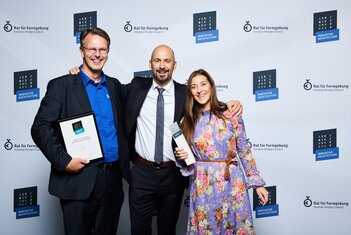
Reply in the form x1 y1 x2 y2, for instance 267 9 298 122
154 87 165 164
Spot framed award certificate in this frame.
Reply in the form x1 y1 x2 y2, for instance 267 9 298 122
58 112 104 161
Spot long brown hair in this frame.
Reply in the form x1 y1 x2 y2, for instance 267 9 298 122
182 69 227 144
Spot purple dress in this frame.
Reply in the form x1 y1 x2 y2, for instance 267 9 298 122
186 112 265 235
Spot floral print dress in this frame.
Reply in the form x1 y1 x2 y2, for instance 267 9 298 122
186 111 265 235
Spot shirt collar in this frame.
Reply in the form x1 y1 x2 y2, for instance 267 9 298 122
152 79 173 93
80 66 106 87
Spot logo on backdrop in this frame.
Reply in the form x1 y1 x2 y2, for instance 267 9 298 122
304 196 313 207
243 21 252 32
303 79 349 92
248 137 288 152
253 186 279 218
247 138 252 148
303 79 312 90
73 11 97 44
243 20 288 33
3 20 49 34
3 138 39 152
134 70 153 78
124 21 133 32
252 141 288 152
4 139 13 150
313 128 339 161
313 10 339 43
193 11 219 44
215 84 229 93
304 196 349 209
4 21 12 32
253 69 279 102
14 186 40 219
14 69 40 102
123 20 168 34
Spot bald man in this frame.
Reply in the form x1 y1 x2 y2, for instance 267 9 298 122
125 45 185 235
124 45 242 235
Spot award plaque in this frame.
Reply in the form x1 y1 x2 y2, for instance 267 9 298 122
58 112 104 161
169 122 196 165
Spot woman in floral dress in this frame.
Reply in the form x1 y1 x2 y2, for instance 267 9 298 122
175 69 269 235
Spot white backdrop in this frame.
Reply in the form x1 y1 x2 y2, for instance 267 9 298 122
1 0 350 234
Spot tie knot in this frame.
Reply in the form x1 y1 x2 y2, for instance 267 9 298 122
157 87 165 94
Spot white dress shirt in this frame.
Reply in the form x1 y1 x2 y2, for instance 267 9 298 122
135 80 176 162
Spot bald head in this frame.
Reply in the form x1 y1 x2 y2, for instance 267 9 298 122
150 44 176 61
149 44 177 87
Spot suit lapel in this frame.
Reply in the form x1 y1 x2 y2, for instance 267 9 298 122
173 82 185 122
106 77 119 126
134 78 152 116
72 74 91 112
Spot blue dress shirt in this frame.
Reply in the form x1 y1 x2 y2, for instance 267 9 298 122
80 69 119 162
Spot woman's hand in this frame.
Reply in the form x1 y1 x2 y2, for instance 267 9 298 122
256 186 269 206
174 147 189 161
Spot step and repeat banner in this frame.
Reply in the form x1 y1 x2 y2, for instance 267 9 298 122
1 0 350 234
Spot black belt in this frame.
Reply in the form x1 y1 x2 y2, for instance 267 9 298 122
97 161 119 171
135 155 175 169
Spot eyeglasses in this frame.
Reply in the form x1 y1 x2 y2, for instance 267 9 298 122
82 47 109 54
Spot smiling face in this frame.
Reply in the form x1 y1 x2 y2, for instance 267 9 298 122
80 33 109 79
190 74 212 111
149 45 177 87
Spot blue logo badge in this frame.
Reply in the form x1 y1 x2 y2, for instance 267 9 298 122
193 11 218 44
14 186 40 219
313 129 339 161
313 10 339 43
73 11 97 43
14 69 40 102
253 69 279 102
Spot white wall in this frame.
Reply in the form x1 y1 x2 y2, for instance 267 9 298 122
1 0 350 234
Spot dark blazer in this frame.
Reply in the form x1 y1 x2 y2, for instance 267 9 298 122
31 73 130 200
124 77 186 161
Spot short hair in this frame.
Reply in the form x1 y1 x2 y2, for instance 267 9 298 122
79 27 111 48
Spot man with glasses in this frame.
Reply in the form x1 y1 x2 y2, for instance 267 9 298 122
31 28 130 235
68 43 242 234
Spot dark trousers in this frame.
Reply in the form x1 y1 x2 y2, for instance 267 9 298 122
60 166 124 235
129 162 184 235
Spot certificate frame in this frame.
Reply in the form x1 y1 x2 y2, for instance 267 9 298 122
58 112 104 161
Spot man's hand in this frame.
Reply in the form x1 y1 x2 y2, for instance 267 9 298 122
64 158 90 173
69 66 80 75
226 100 243 117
